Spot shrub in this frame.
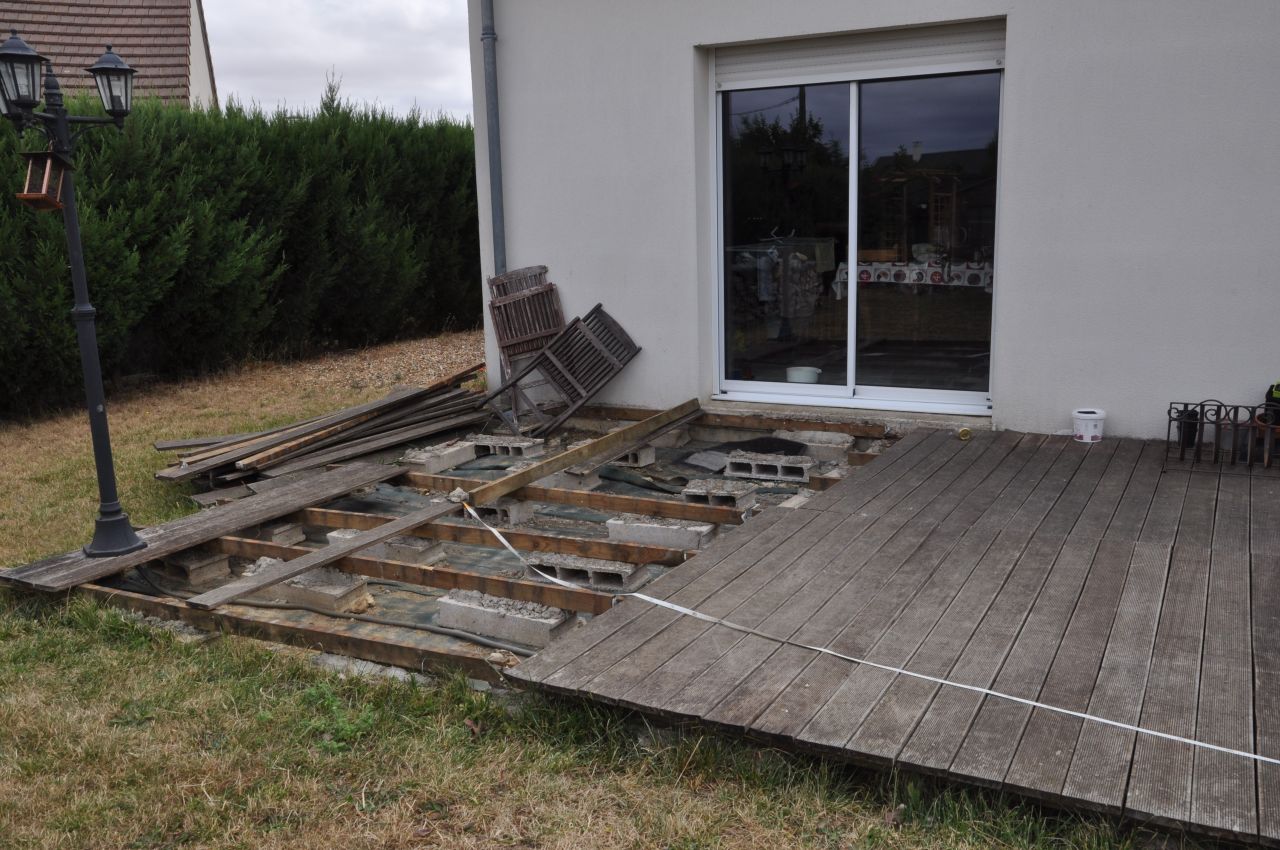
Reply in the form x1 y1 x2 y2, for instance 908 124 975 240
0 84 480 416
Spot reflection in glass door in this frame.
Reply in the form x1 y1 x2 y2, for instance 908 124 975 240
721 83 851 390
855 73 1001 393
720 71 1001 406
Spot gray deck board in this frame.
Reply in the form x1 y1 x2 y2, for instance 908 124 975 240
509 435 1271 843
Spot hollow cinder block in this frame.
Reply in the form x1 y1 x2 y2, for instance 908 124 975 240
436 589 569 648
605 517 715 550
681 478 758 509
723 451 815 483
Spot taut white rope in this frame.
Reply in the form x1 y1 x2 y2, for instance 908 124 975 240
462 502 1278 767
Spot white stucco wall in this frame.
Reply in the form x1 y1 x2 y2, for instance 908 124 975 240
189 0 217 108
467 0 1280 437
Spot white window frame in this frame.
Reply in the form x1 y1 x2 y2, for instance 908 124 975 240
710 53 1003 418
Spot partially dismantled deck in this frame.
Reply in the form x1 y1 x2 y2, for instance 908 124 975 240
510 429 1279 843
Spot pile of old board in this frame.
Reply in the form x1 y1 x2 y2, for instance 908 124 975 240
154 364 488 488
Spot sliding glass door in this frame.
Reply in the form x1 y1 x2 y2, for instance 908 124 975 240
719 70 1001 410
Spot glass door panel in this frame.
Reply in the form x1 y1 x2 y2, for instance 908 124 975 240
854 72 1001 392
722 83 851 389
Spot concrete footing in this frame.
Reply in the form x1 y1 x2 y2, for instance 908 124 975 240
261 521 306 545
242 557 372 613
773 429 855 464
468 433 546 458
724 451 815 482
384 535 448 565
470 496 534 526
326 527 387 559
402 440 477 474
606 517 715 550
157 548 232 591
542 468 602 490
682 478 758 509
435 589 569 648
527 552 651 592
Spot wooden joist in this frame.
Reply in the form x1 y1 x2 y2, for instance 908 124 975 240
578 404 888 439
294 507 687 566
185 400 703 610
76 583 503 680
1 464 405 592
211 536 613 614
400 471 746 525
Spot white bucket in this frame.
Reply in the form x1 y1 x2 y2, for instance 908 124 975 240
786 366 822 383
1072 408 1106 443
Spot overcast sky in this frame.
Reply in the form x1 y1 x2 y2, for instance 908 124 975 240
203 0 474 120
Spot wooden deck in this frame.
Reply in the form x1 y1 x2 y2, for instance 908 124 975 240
509 429 1280 843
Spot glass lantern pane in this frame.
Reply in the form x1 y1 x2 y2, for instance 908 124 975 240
95 73 111 110
16 60 36 99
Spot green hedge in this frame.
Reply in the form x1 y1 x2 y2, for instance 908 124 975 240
0 85 480 416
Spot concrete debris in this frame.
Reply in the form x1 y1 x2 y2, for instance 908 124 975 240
402 439 477 473
437 589 569 648
682 449 729 472
606 516 715 550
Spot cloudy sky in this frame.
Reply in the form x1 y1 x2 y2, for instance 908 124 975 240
203 0 474 120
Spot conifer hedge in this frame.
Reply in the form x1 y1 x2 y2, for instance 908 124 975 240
0 87 480 416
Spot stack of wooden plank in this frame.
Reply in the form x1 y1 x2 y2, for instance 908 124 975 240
154 364 489 485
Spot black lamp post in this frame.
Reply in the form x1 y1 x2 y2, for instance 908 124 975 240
0 30 145 557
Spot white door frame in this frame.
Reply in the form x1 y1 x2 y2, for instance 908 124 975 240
711 58 1002 417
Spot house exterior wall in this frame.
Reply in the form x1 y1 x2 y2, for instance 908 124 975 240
189 0 217 108
467 0 1280 438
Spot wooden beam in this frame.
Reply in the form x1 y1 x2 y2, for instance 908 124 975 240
187 401 699 610
294 507 687 566
400 471 746 525
575 404 888 439
75 583 502 681
211 536 612 614
465 399 702 504
1 463 406 592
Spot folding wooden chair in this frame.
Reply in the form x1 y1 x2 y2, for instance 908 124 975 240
483 304 641 436
486 265 566 424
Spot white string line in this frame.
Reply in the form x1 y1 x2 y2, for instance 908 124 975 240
461 502 1279 767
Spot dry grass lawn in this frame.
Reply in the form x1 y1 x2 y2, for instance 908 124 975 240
0 332 1190 849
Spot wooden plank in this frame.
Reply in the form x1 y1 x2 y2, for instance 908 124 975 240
260 410 490 477
188 402 701 609
1188 472 1255 838
466 399 701 504
155 430 265 452
294 507 686 566
1124 469 1217 828
648 431 1023 725
798 439 1119 759
401 472 747 525
705 433 1047 733
156 387 431 481
2 463 405 592
947 439 1146 788
577 404 889 438
506 506 794 688
891 439 1114 773
75 583 500 681
211 536 612 614
186 501 465 609
1252 474 1280 844
624 430 995 730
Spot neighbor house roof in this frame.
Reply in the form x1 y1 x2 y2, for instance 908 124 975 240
0 0 216 106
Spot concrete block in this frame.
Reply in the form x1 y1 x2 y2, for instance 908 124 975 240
157 548 232 591
724 451 815 482
402 440 477 474
261 521 306 546
527 552 651 592
471 496 534 526
384 535 448 564
435 589 569 648
681 478 758 509
606 517 716 550
325 527 387 559
773 429 855 464
610 444 657 468
468 433 546 458
243 557 372 613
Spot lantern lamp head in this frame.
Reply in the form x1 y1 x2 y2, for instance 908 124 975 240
87 46 135 121
0 30 44 116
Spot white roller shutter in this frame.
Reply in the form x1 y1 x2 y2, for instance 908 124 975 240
714 18 1005 90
